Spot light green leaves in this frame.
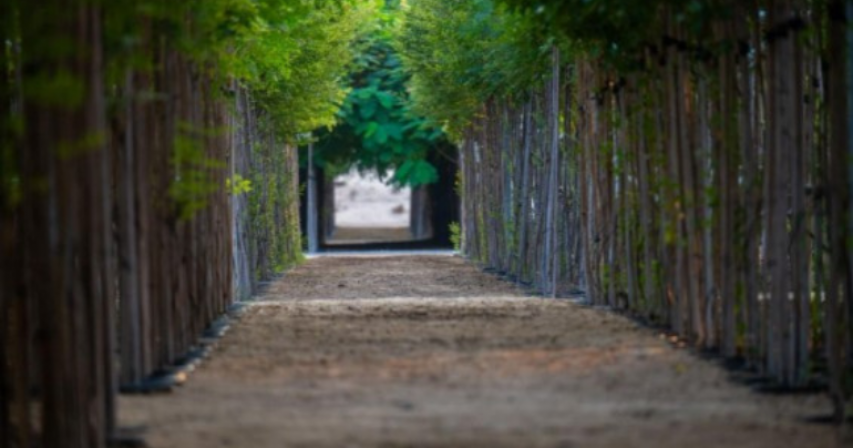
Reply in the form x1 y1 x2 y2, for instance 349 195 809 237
226 174 253 196
397 0 549 137
169 127 226 221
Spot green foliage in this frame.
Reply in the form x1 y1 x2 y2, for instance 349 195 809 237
449 221 462 252
226 174 253 196
313 4 444 187
169 124 227 221
246 131 302 275
499 0 741 71
101 0 372 136
397 0 551 138
397 0 745 136
22 70 85 110
98 0 372 219
232 0 376 135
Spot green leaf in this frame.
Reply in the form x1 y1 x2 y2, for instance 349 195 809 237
364 121 379 138
396 159 415 180
359 100 378 120
385 123 404 141
376 91 397 108
374 125 388 144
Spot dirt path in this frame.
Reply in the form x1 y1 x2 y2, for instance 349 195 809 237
327 227 415 245
121 255 842 448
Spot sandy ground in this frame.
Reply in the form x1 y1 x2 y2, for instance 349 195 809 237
120 255 845 448
326 227 414 245
329 169 414 244
334 169 410 228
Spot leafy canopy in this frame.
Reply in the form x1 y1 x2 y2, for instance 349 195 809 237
397 0 551 137
313 3 446 187
397 0 739 135
103 0 374 136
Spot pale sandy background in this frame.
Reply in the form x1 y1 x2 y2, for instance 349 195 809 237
333 168 411 228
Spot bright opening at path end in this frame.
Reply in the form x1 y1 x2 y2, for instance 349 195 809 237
334 168 411 228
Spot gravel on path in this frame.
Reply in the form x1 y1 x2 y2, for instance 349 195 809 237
120 255 842 448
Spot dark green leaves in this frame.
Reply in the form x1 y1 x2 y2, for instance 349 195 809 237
313 9 448 188
394 159 439 186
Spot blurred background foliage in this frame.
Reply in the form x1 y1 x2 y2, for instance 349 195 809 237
311 1 447 187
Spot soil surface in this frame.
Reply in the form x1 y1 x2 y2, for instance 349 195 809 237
121 255 844 448
327 227 415 245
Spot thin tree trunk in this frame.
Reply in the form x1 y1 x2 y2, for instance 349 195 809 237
544 47 561 296
826 0 850 420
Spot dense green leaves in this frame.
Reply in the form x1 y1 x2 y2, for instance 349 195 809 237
397 0 742 135
101 0 372 137
234 1 374 134
499 0 737 69
397 0 551 137
313 5 444 187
